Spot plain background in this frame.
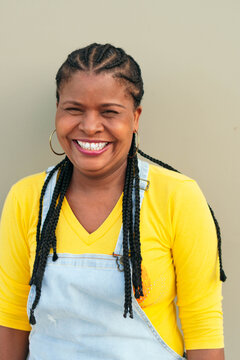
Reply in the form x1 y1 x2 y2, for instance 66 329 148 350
0 0 239 358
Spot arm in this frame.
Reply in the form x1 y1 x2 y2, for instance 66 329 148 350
171 180 224 355
187 348 225 360
0 185 32 356
0 326 29 360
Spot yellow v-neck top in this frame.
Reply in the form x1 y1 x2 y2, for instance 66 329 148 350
0 163 224 355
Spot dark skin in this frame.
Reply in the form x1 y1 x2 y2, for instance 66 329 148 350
186 349 225 359
0 73 225 359
0 326 29 360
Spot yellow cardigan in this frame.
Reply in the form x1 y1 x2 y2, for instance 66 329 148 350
0 163 224 356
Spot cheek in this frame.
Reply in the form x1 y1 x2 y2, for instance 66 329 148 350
55 113 77 137
111 123 134 153
110 116 135 138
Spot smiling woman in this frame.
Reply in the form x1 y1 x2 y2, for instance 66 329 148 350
0 43 225 360
55 71 141 178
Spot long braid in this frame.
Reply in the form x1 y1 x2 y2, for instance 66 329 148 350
138 148 227 282
29 157 73 324
49 161 73 260
122 135 144 318
122 140 134 318
208 206 227 281
131 151 143 298
138 149 180 173
30 159 68 323
30 159 65 286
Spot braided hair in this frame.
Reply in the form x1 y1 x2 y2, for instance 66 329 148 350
29 44 226 325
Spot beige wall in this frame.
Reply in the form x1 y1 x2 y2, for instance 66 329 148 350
0 0 239 357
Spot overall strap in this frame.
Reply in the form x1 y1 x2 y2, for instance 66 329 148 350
114 159 150 256
41 166 58 231
138 159 150 204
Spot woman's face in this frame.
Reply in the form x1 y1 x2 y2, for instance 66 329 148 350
55 71 142 178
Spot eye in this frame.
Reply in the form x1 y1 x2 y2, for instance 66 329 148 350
102 110 119 115
65 107 83 113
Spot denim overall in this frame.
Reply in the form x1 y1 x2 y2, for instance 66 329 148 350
27 159 185 360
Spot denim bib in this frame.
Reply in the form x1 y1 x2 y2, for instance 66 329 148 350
27 159 185 360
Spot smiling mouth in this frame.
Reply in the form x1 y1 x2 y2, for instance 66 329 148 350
74 140 109 151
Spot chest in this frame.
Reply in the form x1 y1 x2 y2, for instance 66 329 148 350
66 190 122 234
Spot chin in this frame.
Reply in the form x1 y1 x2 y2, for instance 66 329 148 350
72 159 110 174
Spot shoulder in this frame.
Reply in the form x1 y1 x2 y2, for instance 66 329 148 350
10 171 47 202
145 160 198 194
148 161 193 183
4 166 56 217
141 159 206 208
1 170 50 235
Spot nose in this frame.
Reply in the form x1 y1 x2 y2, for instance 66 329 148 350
78 111 104 136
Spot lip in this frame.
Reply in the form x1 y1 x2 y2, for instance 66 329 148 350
73 140 111 156
75 139 110 143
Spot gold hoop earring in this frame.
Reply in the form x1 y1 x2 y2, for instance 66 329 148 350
129 131 139 158
49 129 65 156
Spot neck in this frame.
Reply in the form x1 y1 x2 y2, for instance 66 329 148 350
69 160 128 195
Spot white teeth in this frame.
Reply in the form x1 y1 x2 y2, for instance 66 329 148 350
77 141 108 151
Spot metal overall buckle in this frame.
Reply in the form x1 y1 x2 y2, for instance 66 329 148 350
139 178 150 191
112 253 124 272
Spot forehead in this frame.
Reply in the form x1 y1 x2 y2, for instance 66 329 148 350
59 71 130 104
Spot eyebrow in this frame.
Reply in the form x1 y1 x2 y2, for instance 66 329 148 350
101 103 126 109
62 101 126 109
62 101 83 106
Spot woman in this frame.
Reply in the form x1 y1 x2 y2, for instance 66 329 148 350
0 43 225 359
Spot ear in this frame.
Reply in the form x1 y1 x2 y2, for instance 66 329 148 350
56 102 59 108
133 106 142 132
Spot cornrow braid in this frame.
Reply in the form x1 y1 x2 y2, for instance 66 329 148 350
137 148 227 282
95 44 113 64
84 43 98 66
55 43 144 108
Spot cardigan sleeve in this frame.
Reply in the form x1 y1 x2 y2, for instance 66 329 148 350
171 180 224 350
0 185 32 331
